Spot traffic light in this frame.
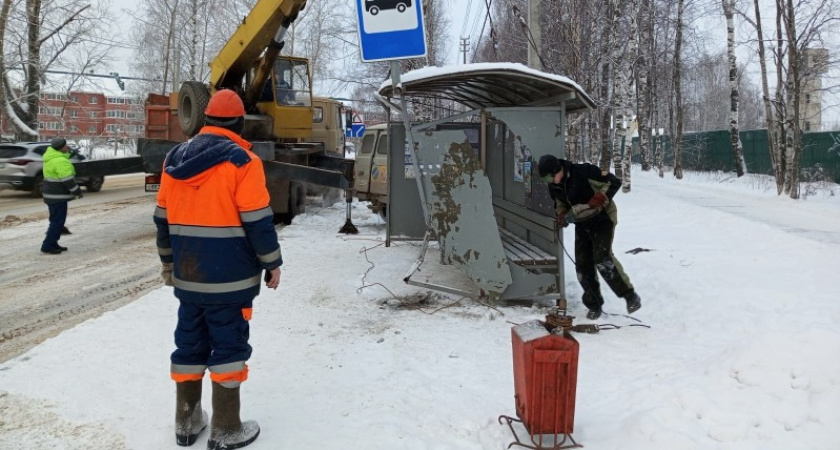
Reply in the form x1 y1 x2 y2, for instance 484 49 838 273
110 72 125 90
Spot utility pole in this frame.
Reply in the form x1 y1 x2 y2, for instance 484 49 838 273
460 37 470 64
527 0 542 70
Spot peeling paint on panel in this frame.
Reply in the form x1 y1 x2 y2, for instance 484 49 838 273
429 142 482 241
415 130 513 296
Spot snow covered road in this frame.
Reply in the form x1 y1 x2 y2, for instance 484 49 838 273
0 182 161 363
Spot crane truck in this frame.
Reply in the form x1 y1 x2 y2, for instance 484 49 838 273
138 0 355 226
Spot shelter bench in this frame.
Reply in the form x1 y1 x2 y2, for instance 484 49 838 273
493 198 559 270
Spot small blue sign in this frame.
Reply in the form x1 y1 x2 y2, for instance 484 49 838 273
355 0 427 62
346 123 367 138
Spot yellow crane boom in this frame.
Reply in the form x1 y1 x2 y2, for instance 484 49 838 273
209 0 309 108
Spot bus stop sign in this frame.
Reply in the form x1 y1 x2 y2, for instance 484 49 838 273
355 0 427 62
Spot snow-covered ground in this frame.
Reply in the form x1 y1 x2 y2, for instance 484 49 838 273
1 169 838 449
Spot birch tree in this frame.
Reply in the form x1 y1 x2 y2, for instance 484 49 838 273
770 0 838 198
619 0 639 192
722 0 746 176
672 0 685 179
598 0 620 170
735 0 781 190
635 0 652 172
782 0 801 197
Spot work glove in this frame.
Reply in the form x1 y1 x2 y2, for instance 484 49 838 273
588 192 608 208
161 262 174 286
556 213 569 228
74 190 84 200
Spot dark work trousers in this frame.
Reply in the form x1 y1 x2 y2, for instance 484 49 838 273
171 300 253 370
574 216 634 311
42 202 68 251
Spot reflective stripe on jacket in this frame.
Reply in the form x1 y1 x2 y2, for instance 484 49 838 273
42 146 81 204
154 126 282 304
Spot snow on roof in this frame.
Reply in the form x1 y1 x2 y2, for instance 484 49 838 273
378 62 595 111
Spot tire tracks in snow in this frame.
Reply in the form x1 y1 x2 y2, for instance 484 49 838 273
0 193 162 363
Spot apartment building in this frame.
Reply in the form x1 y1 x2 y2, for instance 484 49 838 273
0 89 145 142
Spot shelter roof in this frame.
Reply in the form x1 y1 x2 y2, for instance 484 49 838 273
378 63 595 112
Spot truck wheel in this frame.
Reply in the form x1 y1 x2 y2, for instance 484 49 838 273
369 6 379 15
274 195 296 225
179 81 211 136
86 176 104 192
274 211 294 226
397 3 407 12
273 183 305 225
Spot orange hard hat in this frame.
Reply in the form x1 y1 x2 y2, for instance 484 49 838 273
205 89 245 117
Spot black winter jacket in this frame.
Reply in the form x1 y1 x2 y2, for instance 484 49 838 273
547 160 622 224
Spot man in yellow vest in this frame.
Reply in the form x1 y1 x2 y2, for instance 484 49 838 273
41 137 83 254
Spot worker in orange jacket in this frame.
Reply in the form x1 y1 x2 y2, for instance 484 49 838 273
154 89 281 449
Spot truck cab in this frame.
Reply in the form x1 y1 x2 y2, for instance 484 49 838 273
311 97 347 157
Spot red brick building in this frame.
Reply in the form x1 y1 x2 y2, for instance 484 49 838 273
0 89 145 142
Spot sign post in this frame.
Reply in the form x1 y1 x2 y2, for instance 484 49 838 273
355 0 431 242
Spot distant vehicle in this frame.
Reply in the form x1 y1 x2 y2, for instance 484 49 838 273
0 142 104 197
353 123 388 217
366 0 411 15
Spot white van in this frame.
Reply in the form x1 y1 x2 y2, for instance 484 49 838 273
353 123 388 215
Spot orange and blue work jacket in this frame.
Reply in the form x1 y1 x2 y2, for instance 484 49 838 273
154 126 282 304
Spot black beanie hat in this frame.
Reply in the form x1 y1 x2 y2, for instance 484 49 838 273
50 137 66 150
205 115 245 135
537 154 562 178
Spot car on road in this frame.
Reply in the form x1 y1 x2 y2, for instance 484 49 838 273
365 0 412 15
0 142 104 197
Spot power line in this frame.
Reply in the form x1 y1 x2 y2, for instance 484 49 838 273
45 69 159 83
8 67 161 91
460 0 475 39
506 0 554 73
468 0 485 44
472 0 495 62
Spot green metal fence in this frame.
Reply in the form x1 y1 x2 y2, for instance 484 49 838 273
630 129 840 182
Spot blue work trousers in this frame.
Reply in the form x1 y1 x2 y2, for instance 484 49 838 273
42 202 68 250
171 300 253 369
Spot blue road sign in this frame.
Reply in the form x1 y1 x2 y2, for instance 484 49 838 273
346 123 366 138
355 0 427 62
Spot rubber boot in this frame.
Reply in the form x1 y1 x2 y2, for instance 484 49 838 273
586 309 602 320
175 380 208 446
624 290 642 314
207 382 260 450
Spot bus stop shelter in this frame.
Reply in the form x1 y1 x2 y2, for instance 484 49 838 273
377 63 594 303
